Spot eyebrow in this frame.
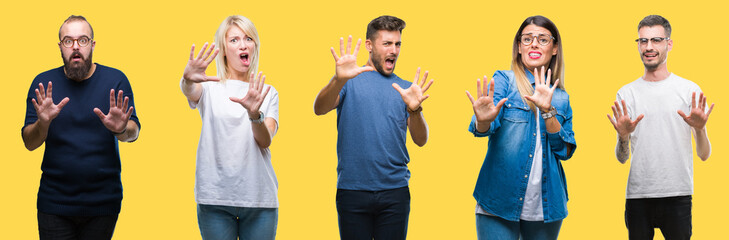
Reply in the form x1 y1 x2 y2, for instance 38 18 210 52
61 35 90 39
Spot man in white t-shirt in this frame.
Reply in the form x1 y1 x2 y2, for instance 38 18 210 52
607 15 714 240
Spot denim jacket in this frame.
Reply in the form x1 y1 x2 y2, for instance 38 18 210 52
469 69 576 222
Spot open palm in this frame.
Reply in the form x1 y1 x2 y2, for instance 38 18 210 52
466 76 507 123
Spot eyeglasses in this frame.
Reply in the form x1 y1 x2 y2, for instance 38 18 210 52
635 37 669 46
520 34 554 46
60 37 92 48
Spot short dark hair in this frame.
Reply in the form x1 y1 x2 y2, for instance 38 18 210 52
366 15 406 40
638 15 671 37
59 15 94 40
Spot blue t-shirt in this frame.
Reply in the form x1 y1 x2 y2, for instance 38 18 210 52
336 71 413 191
23 64 141 216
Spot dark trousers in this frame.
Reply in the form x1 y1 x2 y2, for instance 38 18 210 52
38 211 119 240
625 195 692 240
336 186 410 240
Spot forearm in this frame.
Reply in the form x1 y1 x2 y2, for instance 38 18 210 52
251 118 276 149
116 121 140 142
22 121 49 151
474 120 492 133
180 78 202 103
314 76 346 115
615 135 630 163
694 127 711 161
544 116 561 133
408 112 428 147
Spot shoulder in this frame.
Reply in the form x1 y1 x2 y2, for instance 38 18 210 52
264 84 279 97
669 73 700 89
95 64 126 76
617 78 643 94
33 67 64 81
391 73 412 86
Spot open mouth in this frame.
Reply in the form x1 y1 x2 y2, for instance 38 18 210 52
643 51 658 59
384 56 396 69
240 53 249 66
528 51 542 59
71 53 83 62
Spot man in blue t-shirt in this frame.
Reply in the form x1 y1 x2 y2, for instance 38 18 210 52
314 15 433 240
21 15 140 240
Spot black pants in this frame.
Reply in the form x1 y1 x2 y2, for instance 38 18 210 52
38 211 119 240
336 186 410 240
625 195 692 240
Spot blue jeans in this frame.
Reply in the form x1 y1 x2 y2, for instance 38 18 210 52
336 186 410 240
37 211 118 240
197 204 278 240
476 214 562 240
625 195 692 240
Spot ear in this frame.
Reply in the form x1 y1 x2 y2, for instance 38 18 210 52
91 40 96 52
667 38 673 52
365 39 372 53
552 46 558 56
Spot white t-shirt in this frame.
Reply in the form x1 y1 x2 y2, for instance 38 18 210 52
617 73 700 199
191 80 280 208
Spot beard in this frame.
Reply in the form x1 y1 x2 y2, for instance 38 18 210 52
370 50 396 76
62 50 93 81
641 50 663 70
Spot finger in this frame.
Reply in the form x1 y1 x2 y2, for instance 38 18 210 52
611 105 619 119
691 92 696 109
495 98 508 110
57 97 70 110
535 68 541 85
607 114 617 127
354 38 362 57
357 66 376 73
391 83 405 94
202 42 216 61
196 42 208 59
422 79 434 93
488 76 495 98
677 110 687 119
413 67 421 83
47 81 53 99
261 85 271 99
109 89 116 108
116 90 124 108
34 89 43 103
330 47 340 62
551 79 560 92
93 107 106 120
476 78 482 98
257 72 265 91
420 70 429 88
39 83 46 99
229 97 242 104
524 95 534 103
420 94 430 103
465 91 476 105
634 114 645 124
546 68 552 86
339 37 344 56
32 99 39 110
122 96 130 114
205 76 221 82
346 35 352 55
700 93 706 110
125 106 134 121
259 74 266 92
204 48 219 66
621 100 629 117
706 103 715 117
249 72 256 89
189 44 195 60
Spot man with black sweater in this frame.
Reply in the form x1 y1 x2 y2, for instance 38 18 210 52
21 15 140 240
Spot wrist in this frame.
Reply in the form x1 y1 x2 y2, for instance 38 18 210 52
249 111 265 124
540 106 557 119
407 105 423 114
618 134 630 141
112 126 127 135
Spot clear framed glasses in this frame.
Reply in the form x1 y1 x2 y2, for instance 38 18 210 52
60 36 92 48
635 37 669 46
520 34 554 46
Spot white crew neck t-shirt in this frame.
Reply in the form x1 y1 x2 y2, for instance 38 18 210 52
191 80 280 208
617 73 701 199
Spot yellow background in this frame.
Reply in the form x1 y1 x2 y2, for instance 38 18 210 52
3 0 727 239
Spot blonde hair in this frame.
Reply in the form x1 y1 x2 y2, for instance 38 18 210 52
510 16 565 111
214 15 260 82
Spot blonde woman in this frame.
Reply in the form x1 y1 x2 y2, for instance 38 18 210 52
180 15 279 240
465 15 576 240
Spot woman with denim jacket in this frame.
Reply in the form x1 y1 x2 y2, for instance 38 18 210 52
465 15 576 240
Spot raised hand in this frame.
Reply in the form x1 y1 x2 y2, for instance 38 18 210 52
466 76 508 123
183 42 220 83
94 89 134 134
607 100 644 138
392 68 434 112
331 35 375 81
524 66 560 111
677 92 714 130
32 81 70 126
230 72 271 118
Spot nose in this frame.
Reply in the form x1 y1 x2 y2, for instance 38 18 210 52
72 40 81 50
